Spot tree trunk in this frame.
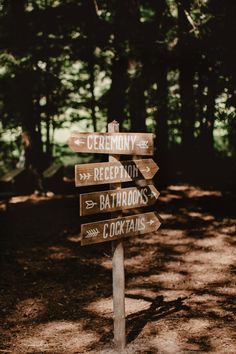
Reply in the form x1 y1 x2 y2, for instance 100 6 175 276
129 72 146 132
177 0 196 174
201 70 216 159
107 1 135 128
45 92 51 163
88 57 97 132
179 62 195 150
107 57 128 127
155 62 168 183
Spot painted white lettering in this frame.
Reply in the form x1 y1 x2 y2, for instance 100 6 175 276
98 136 104 150
142 188 148 204
104 167 109 180
110 222 115 237
87 136 93 150
131 136 136 149
100 195 105 210
139 217 145 231
94 168 99 181
103 224 109 238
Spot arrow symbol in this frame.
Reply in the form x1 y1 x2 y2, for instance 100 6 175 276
85 200 97 209
146 220 155 225
140 166 150 173
86 228 100 238
74 138 86 146
79 173 92 181
136 140 149 149
148 191 158 198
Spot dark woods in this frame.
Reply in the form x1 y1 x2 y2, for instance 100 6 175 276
0 0 236 187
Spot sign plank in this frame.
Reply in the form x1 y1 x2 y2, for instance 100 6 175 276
80 185 160 216
75 159 159 187
68 132 154 155
81 212 161 246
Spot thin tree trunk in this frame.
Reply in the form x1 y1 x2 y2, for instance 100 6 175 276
177 0 196 173
108 58 128 127
129 72 146 132
179 62 195 150
45 92 51 162
203 70 216 158
88 57 97 132
155 62 168 183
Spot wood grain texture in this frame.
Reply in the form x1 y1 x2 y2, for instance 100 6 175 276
80 185 160 216
108 121 126 350
68 132 154 155
75 159 159 186
81 211 161 246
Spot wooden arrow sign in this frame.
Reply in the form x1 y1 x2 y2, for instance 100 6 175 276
80 185 160 216
68 132 154 155
81 211 161 246
75 159 159 187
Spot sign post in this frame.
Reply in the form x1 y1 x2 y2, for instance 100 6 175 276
68 120 161 351
108 121 126 351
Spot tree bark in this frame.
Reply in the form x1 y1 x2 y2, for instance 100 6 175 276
129 71 146 132
88 57 97 132
155 62 168 182
177 0 196 172
201 70 216 159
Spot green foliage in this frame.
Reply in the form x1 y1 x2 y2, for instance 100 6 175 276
0 0 235 177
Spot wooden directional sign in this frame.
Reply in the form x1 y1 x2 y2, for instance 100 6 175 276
81 211 161 246
68 132 154 155
80 185 160 216
75 159 159 187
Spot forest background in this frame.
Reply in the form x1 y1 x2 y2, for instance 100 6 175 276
0 0 236 188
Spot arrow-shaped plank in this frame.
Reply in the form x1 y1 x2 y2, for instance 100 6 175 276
75 159 159 187
68 132 154 155
80 185 160 216
81 211 161 246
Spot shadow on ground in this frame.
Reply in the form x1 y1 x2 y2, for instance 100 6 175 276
0 184 235 353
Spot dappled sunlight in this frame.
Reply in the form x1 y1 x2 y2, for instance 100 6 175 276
7 298 46 323
216 286 236 296
100 257 112 270
6 194 75 207
189 267 229 287
125 253 156 272
159 212 174 221
85 297 150 318
168 185 190 192
188 211 215 221
219 224 236 235
159 193 182 202
194 235 225 248
148 272 186 286
184 249 235 266
190 294 234 321
149 329 181 353
47 245 73 260
156 289 192 301
12 321 99 353
125 287 158 300
67 234 81 243
167 185 222 199
1 184 236 352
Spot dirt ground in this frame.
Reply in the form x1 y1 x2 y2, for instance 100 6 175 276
0 184 235 353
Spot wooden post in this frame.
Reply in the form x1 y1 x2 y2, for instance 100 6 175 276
108 120 126 351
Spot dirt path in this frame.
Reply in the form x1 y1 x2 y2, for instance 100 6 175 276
0 185 235 353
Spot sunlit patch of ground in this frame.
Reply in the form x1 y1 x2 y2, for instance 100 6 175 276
10 321 99 353
47 246 74 260
85 296 151 318
1 184 236 353
168 184 222 198
7 298 46 323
